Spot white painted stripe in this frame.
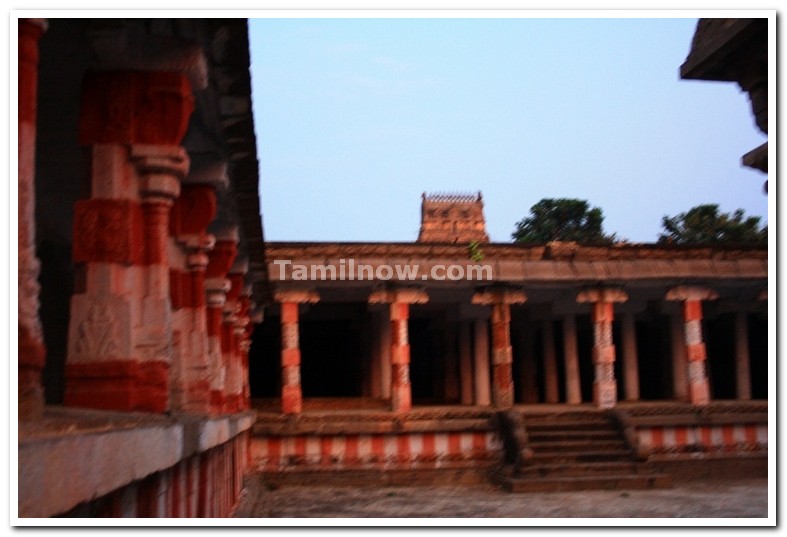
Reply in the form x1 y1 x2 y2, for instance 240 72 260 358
734 425 746 443
663 427 676 448
710 426 724 446
358 435 371 461
410 433 423 457
330 435 345 460
305 437 320 463
756 425 768 445
460 433 473 453
638 428 652 447
384 435 398 460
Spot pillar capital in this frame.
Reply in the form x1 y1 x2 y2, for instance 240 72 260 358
275 289 320 305
577 286 628 304
471 286 526 306
368 286 428 305
665 285 719 302
79 70 194 146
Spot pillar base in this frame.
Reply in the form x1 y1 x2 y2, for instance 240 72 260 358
64 360 169 412
593 380 617 409
688 381 710 406
281 385 303 414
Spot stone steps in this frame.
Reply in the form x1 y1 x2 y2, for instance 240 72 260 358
493 410 672 493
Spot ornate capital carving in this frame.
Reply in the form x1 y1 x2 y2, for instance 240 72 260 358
79 71 194 146
665 285 719 302
368 286 428 305
275 289 320 305
577 286 629 304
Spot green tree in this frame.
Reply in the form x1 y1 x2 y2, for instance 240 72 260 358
511 198 616 245
658 204 767 246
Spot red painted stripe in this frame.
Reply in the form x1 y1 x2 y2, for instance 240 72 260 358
675 426 688 446
472 432 486 454
722 426 735 449
294 436 306 459
397 434 410 462
345 435 359 464
700 426 712 447
448 432 461 456
651 427 664 449
423 432 436 459
321 436 333 465
372 436 385 462
185 458 193 518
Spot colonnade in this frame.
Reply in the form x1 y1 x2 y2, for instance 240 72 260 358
272 284 755 414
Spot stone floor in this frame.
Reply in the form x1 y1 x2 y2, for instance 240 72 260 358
233 476 769 520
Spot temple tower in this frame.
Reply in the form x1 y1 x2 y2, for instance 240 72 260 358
417 191 490 244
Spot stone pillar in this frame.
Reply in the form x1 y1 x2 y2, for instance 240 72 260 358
472 288 527 409
369 287 429 413
379 309 392 400
669 312 688 401
542 320 559 404
621 312 640 401
205 230 238 413
562 315 582 404
276 290 320 415
666 286 719 406
65 69 194 413
458 321 474 405
18 19 47 420
224 264 247 413
577 287 629 409
734 312 752 401
169 177 221 414
237 290 255 410
473 320 491 406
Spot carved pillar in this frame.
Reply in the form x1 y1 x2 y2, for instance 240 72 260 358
224 262 247 413
238 289 255 410
472 288 527 409
562 315 582 404
205 230 238 413
18 19 47 420
577 287 629 409
379 308 392 400
542 320 559 404
734 311 752 401
666 286 719 406
169 180 218 413
369 287 428 413
65 70 193 413
276 290 320 414
621 312 640 401
473 320 491 406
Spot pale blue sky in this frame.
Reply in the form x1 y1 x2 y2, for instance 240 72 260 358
249 17 768 243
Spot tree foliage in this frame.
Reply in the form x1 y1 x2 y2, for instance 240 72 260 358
511 198 616 245
658 204 767 246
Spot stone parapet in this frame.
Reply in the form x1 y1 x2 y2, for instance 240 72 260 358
17 407 255 518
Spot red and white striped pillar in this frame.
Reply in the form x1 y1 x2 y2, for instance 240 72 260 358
276 290 320 414
224 263 247 413
666 286 719 406
369 287 429 413
169 173 223 413
577 287 629 409
472 288 527 409
18 18 47 420
205 229 238 414
65 69 194 413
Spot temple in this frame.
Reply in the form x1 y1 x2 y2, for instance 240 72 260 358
17 17 769 518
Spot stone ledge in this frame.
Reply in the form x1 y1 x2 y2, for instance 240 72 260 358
18 406 255 518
